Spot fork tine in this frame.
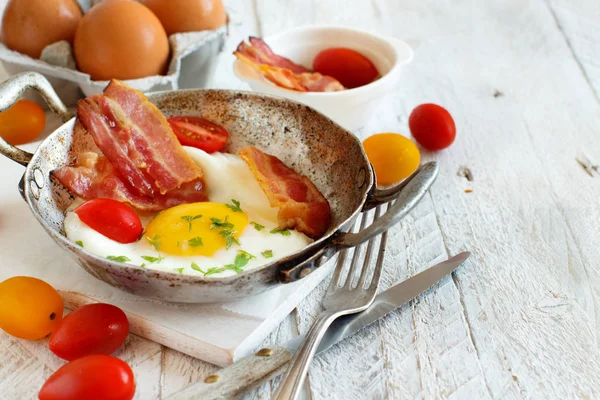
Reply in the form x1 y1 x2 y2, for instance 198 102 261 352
330 248 349 287
345 210 371 287
356 205 384 288
368 209 390 289
330 215 361 287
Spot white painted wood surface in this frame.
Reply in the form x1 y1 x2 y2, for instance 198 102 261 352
1 0 600 398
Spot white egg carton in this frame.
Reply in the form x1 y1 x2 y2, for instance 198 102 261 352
0 0 227 106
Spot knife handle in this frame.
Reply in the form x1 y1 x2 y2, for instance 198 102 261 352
164 346 293 400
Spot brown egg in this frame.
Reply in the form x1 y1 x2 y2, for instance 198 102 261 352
1 0 82 59
140 0 227 35
73 0 170 81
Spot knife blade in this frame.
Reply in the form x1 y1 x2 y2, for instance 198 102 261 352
165 252 470 400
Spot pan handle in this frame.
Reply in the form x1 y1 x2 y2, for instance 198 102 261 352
278 162 438 282
333 161 439 249
0 72 74 167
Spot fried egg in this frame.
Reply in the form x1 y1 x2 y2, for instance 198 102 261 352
64 147 312 277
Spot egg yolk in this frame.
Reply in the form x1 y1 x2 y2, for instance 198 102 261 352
362 133 421 185
144 203 249 257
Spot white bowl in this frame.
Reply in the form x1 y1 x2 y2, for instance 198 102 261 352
233 25 413 131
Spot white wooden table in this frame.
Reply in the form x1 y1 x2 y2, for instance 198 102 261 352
1 0 600 398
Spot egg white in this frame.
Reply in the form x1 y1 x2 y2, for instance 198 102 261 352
64 147 312 277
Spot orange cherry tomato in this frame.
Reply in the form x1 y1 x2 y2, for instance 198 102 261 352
38 355 136 400
362 133 421 185
74 199 143 244
313 48 379 89
0 276 63 340
50 303 129 361
409 103 456 151
0 100 46 145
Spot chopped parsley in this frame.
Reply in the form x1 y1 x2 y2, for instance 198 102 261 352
224 250 256 273
191 262 226 276
188 237 204 247
177 241 181 247
181 214 203 232
75 240 84 248
141 255 164 264
219 229 240 249
204 267 226 276
270 227 291 236
107 255 131 262
141 263 146 268
174 267 185 274
210 216 234 230
146 235 161 251
250 221 265 231
262 250 273 258
226 199 243 213
191 261 203 273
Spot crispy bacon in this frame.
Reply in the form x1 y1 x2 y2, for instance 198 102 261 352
77 80 204 196
53 80 207 210
237 37 310 74
53 151 207 211
234 38 345 92
238 146 331 238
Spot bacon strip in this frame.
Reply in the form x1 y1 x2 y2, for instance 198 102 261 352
53 151 207 211
53 80 207 211
238 146 331 238
234 38 344 92
77 80 203 196
238 37 310 74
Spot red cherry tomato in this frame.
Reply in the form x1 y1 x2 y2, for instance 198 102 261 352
408 104 456 151
167 116 229 153
38 355 135 400
74 199 142 244
313 48 379 89
49 303 129 361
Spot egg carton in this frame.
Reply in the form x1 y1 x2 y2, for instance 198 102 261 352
0 18 227 106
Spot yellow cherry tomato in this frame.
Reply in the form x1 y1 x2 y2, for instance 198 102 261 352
0 100 46 146
362 133 421 185
0 276 63 340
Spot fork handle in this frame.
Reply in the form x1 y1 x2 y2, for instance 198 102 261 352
272 312 339 400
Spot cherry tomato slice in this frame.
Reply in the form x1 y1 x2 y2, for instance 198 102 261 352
38 355 135 400
0 276 63 340
0 100 46 145
313 48 379 89
74 199 142 244
167 116 228 153
49 303 129 361
408 104 456 151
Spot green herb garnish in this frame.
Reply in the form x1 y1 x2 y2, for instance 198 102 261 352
250 221 265 231
224 250 256 273
141 255 164 264
181 214 203 232
107 255 131 262
146 235 161 251
75 240 84 248
226 199 242 213
270 227 291 236
174 267 185 274
204 267 226 276
141 263 146 268
191 262 225 276
210 216 234 230
219 229 240 249
188 237 204 247
262 250 273 258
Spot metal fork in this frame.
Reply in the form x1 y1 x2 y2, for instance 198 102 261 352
273 204 389 400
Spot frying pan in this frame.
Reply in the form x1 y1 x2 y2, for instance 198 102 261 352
0 72 438 303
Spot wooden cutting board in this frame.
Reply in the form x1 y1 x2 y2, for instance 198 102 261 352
0 140 332 367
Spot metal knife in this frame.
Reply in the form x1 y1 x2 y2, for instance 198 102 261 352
165 252 471 400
